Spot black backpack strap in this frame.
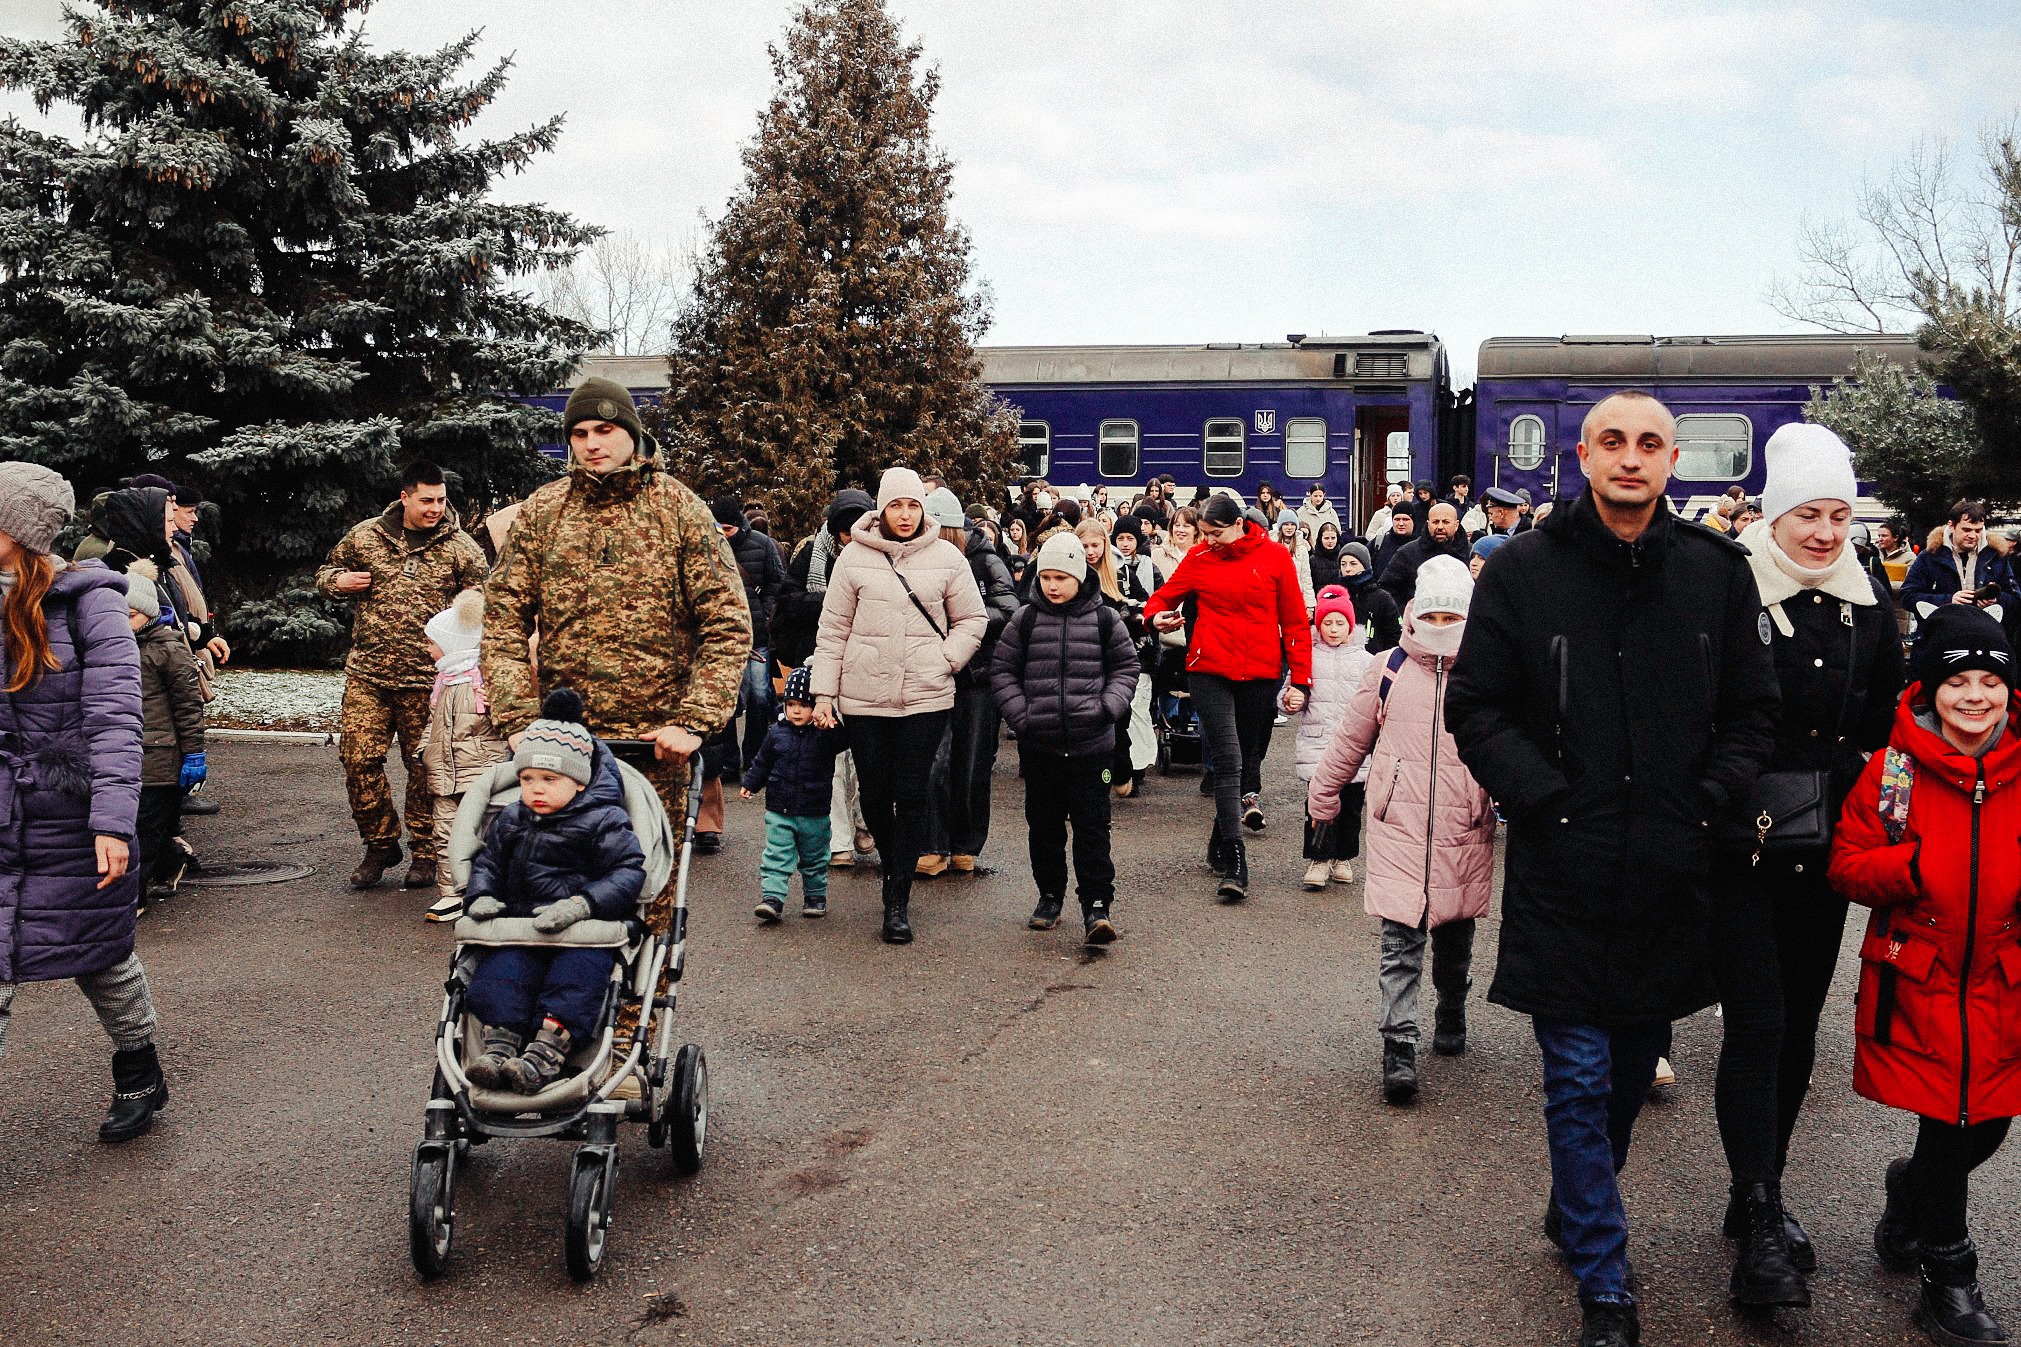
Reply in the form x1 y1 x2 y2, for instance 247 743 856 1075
884 553 945 639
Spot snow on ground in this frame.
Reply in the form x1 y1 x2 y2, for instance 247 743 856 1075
208 668 344 732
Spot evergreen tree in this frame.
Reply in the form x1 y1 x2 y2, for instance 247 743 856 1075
662 0 1017 545
0 1 598 660
1805 349 1980 532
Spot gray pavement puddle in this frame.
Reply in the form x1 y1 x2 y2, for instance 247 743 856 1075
179 861 316 887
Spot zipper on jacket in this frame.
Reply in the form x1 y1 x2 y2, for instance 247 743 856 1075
1424 657 1444 919
1548 635 1568 767
1960 766 1985 1126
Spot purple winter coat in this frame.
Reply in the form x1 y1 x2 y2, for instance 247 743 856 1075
0 561 143 983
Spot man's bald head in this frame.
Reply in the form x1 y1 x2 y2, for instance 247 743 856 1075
1427 502 1459 541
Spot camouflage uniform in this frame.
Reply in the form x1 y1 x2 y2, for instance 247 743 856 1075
316 504 490 858
482 438 751 935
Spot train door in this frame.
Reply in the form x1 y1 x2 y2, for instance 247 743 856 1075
1353 405 1411 532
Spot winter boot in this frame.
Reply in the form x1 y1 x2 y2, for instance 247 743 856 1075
1198 772 1214 797
1302 860 1330 892
1726 1182 1812 1307
1329 859 1356 884
1216 838 1249 903
1083 901 1118 945
349 841 403 890
754 896 785 923
1918 1238 2010 1346
880 875 913 944
1206 822 1228 876
1028 894 1064 930
1241 792 1266 831
1381 1039 1418 1105
1723 1183 1819 1273
99 1044 168 1143
1578 1300 1641 1347
502 1021 572 1095
465 1024 525 1090
402 857 438 891
1432 1001 1468 1056
1877 1156 1922 1273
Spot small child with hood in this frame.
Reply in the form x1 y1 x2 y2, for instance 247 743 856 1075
463 690 646 1095
126 563 205 905
740 665 848 922
420 588 509 923
1287 585 1374 892
1306 554 1495 1107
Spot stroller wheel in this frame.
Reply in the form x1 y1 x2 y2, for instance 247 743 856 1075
1156 740 1173 775
408 1143 457 1279
564 1146 618 1282
668 1043 708 1177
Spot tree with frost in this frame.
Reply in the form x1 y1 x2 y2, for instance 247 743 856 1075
1806 349 1981 532
0 1 598 661
662 0 1018 545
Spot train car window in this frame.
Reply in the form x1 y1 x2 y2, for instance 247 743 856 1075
1386 431 1412 484
1507 415 1546 470
1673 413 1752 480
1018 421 1050 477
1203 418 1245 476
1098 419 1139 478
1284 418 1326 478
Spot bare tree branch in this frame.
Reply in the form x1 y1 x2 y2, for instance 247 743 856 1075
535 228 694 355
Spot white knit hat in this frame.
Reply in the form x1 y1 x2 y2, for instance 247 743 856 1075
1033 531 1088 583
424 588 485 659
1412 554 1474 619
1760 423 1858 525
924 487 966 529
876 467 927 512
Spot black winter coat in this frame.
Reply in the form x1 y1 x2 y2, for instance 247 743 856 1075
726 523 786 649
1445 493 1779 1026
741 717 847 817
466 746 646 922
1754 576 1903 801
991 587 1139 758
962 527 1021 682
1346 573 1402 654
1378 531 1471 607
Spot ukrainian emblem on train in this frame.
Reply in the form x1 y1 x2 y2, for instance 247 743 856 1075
1254 410 1275 434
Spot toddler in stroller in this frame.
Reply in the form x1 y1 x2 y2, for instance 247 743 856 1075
462 691 646 1094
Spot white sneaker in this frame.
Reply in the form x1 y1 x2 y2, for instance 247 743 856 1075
425 895 463 923
1302 860 1329 891
1329 860 1356 884
1651 1056 1677 1089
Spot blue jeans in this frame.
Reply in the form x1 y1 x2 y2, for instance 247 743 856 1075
738 648 775 770
762 811 831 902
1532 1018 1669 1305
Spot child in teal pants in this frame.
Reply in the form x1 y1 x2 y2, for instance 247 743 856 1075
740 667 848 922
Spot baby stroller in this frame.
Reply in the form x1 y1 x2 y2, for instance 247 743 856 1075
1154 650 1203 773
408 743 708 1283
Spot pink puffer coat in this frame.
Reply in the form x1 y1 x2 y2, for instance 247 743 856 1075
812 514 987 717
1307 618 1494 928
1284 636 1373 783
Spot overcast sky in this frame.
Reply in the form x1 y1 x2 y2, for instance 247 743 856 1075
3 0 2017 382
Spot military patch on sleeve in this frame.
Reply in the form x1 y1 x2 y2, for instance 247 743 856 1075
713 532 738 571
1757 611 1772 645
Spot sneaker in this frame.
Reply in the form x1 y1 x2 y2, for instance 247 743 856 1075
424 894 464 924
1329 860 1356 884
1242 793 1266 831
1651 1056 1676 1089
802 894 828 919
1272 712 1288 726
754 896 785 923
1028 894 1064 930
1302 860 1330 892
830 850 855 868
1083 907 1118 945
1113 777 1135 799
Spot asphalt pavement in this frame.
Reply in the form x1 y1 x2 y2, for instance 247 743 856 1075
0 736 2006 1346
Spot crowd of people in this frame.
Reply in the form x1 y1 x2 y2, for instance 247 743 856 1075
6 376 2021 1347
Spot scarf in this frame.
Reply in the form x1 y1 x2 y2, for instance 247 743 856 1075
1407 611 1465 659
1738 520 1875 636
430 655 486 709
807 528 838 594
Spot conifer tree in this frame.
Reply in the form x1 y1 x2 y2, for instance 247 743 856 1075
663 0 1017 545
0 1 597 659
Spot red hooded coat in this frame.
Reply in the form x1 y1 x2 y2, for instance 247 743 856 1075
1143 522 1313 688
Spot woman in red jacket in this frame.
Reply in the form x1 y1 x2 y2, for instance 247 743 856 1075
1146 493 1312 901
1829 604 2021 1347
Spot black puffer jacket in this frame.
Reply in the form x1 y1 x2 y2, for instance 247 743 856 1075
1377 530 1470 607
773 491 875 670
741 718 848 817
962 527 1020 682
724 520 785 649
1445 492 1779 1026
465 744 646 921
990 586 1139 758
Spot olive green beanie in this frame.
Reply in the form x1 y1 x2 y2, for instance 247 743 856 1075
562 376 644 447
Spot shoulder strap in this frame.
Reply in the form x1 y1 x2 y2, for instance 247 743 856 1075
1375 646 1410 722
1879 747 1916 845
883 552 946 640
1094 600 1119 648
1017 601 1040 651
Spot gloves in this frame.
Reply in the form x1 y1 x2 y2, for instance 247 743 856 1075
179 752 208 790
532 895 593 933
465 896 505 921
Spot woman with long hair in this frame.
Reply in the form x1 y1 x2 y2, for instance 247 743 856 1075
0 463 167 1143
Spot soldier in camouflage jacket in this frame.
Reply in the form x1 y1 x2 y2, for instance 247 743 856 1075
315 466 490 891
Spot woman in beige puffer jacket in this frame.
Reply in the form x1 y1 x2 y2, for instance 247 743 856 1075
812 467 986 943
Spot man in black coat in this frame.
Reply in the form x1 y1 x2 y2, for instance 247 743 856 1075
711 496 787 769
1445 391 1778 1347
1378 502 1469 607
1371 507 1416 578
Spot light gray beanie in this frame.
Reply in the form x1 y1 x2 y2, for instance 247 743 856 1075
0 462 76 556
123 560 162 620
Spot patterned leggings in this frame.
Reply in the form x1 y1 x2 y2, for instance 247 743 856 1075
0 953 159 1061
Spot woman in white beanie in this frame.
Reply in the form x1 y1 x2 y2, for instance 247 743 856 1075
812 467 988 943
1711 421 1904 1303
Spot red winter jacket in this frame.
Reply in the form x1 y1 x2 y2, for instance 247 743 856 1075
1829 689 2021 1126
1144 523 1313 688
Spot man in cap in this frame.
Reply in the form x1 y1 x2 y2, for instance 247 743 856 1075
1482 486 1527 537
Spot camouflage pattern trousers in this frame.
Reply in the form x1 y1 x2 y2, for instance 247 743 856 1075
338 679 436 859
613 753 698 1048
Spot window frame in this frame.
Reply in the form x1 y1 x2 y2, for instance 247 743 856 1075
1385 430 1412 484
1506 414 1546 471
1017 420 1051 478
1202 417 1245 477
1671 412 1754 482
1097 418 1140 479
1282 416 1327 479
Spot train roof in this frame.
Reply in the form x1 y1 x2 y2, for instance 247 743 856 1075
980 334 1444 385
1477 332 1927 381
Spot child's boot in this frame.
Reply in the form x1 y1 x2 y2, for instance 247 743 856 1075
1433 1001 1468 1056
1876 1156 1921 1272
1083 900 1118 945
1301 860 1330 891
503 1020 572 1094
1028 894 1064 930
466 1024 524 1090
1917 1237 2008 1346
754 896 785 923
802 890 828 918
1381 1039 1418 1105
1329 860 1356 884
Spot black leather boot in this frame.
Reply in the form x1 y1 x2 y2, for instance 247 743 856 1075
1918 1238 2009 1346
1727 1182 1812 1307
880 875 913 945
100 1044 168 1143
1876 1155 1922 1274
1206 822 1227 876
1381 1039 1417 1105
1432 1001 1467 1056
1216 838 1248 903
1579 1300 1640 1347
1723 1183 1818 1272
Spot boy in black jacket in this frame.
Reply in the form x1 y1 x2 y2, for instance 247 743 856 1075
463 690 646 1095
741 666 848 922
991 532 1140 942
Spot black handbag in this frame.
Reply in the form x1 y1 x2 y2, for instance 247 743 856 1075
1719 600 1858 866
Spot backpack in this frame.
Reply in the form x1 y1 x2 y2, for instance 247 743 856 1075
1878 746 1915 844
1014 599 1121 676
1373 646 1411 724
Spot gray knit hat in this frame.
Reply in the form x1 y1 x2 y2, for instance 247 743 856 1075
0 462 76 556
124 561 161 620
513 688 597 786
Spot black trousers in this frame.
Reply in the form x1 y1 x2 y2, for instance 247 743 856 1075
1020 751 1114 911
1188 673 1277 843
925 685 1000 858
1303 781 1364 861
1712 857 1850 1186
1908 1116 2011 1245
137 784 184 884
847 710 951 899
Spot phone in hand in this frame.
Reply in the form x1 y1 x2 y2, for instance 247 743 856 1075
1974 583 2002 602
